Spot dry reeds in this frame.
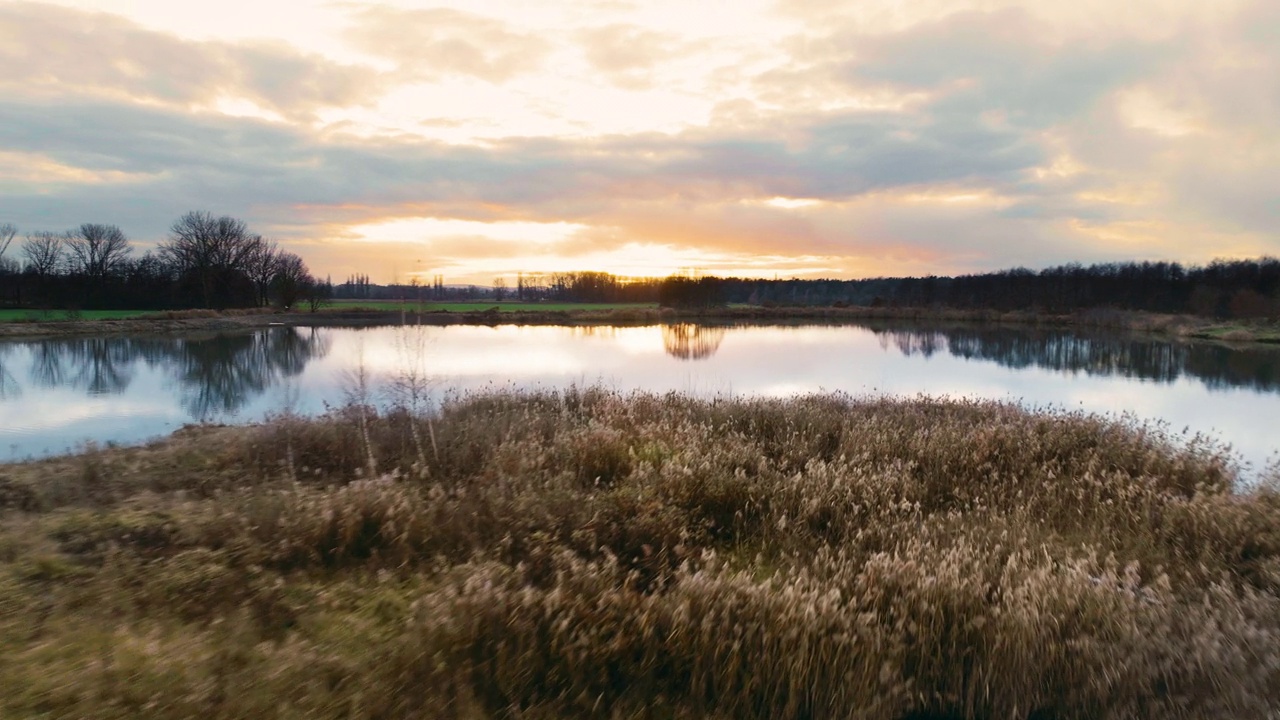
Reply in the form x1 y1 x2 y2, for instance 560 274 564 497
1 389 1277 718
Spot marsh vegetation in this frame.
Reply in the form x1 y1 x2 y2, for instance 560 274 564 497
1 389 1278 718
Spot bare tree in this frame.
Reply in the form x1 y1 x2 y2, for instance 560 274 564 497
493 276 508 301
304 277 331 312
21 231 64 277
161 211 260 308
271 251 311 309
0 223 17 274
65 224 131 279
243 236 282 307
0 223 15 260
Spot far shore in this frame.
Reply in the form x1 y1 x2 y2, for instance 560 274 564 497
1 303 1278 344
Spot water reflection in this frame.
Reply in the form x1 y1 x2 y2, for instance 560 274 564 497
68 338 136 395
173 329 331 418
867 324 1280 393
662 324 727 360
2 322 1279 470
6 327 331 419
0 344 17 400
655 321 1280 394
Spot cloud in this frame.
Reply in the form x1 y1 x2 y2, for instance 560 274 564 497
796 8 1168 131
0 2 383 120
0 92 1048 263
0 0 1277 282
0 83 1227 273
343 6 552 83
576 23 689 90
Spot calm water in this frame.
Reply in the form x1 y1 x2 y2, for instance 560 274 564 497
1 322 1278 474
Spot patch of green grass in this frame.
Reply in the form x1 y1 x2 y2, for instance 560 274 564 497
1186 322 1280 343
327 300 655 313
0 309 163 323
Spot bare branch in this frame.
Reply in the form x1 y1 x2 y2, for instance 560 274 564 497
0 223 16 259
21 231 64 277
65 224 131 279
160 211 265 308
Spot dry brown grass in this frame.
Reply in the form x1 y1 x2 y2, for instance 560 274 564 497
1 389 1277 719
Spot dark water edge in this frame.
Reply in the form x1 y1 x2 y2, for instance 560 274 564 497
853 320 1280 393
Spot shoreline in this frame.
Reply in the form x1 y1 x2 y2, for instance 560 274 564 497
1 304 1278 344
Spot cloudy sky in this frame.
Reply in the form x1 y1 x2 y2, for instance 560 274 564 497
1 0 1277 283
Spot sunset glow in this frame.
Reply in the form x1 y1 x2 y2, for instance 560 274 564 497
1 0 1277 283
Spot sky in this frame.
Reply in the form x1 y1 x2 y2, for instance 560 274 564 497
0 0 1277 284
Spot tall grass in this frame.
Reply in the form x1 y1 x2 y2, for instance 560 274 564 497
1 389 1277 718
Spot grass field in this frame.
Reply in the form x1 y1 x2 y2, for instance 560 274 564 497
1 389 1277 718
328 299 655 313
0 309 163 322
0 302 653 324
1187 322 1280 343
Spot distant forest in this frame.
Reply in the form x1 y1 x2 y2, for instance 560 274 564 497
3 213 1276 319
0 214 329 311
337 258 1280 319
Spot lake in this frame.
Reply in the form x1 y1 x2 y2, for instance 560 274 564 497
1 322 1278 476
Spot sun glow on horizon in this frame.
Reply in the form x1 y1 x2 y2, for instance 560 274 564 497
347 217 590 245
763 197 823 209
2 0 1276 278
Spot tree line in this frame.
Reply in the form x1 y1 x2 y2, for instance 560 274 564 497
333 271 665 304
0 213 330 311
653 259 1280 318
331 258 1280 319
19 215 1261 320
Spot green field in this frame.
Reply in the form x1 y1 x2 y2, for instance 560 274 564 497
328 299 656 313
0 309 162 322
0 303 655 323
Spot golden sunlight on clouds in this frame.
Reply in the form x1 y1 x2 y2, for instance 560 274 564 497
439 244 847 284
762 197 823 209
778 0 1250 40
1066 217 1271 262
36 0 348 52
1068 218 1167 249
1116 87 1201 137
3 0 1277 279
348 218 589 246
313 226 849 284
211 96 288 123
0 151 157 187
1076 184 1163 206
895 190 1014 207
1033 154 1085 180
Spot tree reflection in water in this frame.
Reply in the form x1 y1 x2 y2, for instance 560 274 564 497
662 324 727 361
869 324 1280 393
176 327 332 419
10 327 332 419
0 344 17 400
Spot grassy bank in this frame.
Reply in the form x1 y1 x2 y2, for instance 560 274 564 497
328 300 655 313
0 309 163 322
1 390 1277 718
